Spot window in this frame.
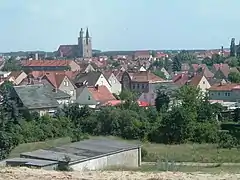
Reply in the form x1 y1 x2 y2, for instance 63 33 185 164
70 90 74 96
133 84 135 89
137 84 140 89
113 80 116 83
203 81 205 84
63 81 66 86
218 92 220 96
66 81 69 86
225 92 228 96
88 96 91 100
142 84 145 89
228 92 230 96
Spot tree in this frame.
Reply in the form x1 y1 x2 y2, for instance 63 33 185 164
202 57 213 67
155 88 170 112
225 57 239 67
228 72 240 83
2 57 22 71
230 38 236 57
172 56 181 72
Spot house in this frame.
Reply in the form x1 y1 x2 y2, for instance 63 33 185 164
212 64 230 78
189 64 214 78
160 67 171 80
78 62 95 73
43 72 76 102
103 71 122 95
21 60 80 71
7 71 27 85
121 71 164 93
208 83 240 102
172 73 189 86
6 138 141 170
75 85 97 108
88 85 116 106
138 81 179 106
134 51 151 60
139 66 147 72
74 71 112 93
20 72 76 102
188 74 211 94
11 84 71 116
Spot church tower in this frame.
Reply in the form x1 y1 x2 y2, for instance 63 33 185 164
78 28 92 58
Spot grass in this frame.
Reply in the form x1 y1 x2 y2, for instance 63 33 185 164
9 137 71 158
9 136 240 163
92 136 240 163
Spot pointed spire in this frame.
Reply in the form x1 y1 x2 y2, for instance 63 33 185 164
79 28 84 38
86 27 89 39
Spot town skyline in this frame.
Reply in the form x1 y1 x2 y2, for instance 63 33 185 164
1 0 240 52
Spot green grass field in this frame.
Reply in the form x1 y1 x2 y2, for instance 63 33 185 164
9 136 240 163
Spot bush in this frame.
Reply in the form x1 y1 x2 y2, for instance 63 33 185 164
218 131 237 149
141 147 148 160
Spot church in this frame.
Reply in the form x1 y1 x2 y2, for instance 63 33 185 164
57 28 92 58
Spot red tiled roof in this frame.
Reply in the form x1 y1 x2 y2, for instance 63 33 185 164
130 71 163 83
209 83 240 91
173 73 189 86
189 74 204 86
58 45 77 57
29 71 79 80
137 100 150 107
43 73 67 88
88 85 116 103
21 60 73 67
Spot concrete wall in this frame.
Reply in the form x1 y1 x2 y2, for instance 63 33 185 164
70 148 140 171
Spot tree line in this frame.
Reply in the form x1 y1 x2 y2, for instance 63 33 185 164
0 83 239 160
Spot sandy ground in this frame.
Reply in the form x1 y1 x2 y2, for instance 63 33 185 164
0 168 240 180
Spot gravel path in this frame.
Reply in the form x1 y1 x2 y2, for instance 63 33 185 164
0 167 240 180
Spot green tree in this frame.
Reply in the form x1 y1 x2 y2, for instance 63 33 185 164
2 57 22 71
230 38 236 57
172 56 181 72
225 57 239 67
228 72 240 83
155 88 170 112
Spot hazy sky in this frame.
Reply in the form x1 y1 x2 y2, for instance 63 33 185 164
0 0 239 52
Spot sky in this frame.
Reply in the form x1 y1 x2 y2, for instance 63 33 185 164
0 0 240 52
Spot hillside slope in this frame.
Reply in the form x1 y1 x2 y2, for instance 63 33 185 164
0 167 240 180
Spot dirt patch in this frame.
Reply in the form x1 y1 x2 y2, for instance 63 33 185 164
0 167 239 180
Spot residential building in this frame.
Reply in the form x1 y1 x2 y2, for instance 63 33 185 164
88 85 116 106
7 71 27 85
21 60 80 71
138 81 179 106
57 28 92 58
74 71 112 93
75 85 97 108
20 72 77 102
10 84 70 116
188 74 211 94
103 71 122 95
160 67 171 80
209 83 240 102
121 71 164 93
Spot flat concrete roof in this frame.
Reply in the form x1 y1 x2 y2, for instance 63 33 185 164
6 158 57 167
20 138 140 163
